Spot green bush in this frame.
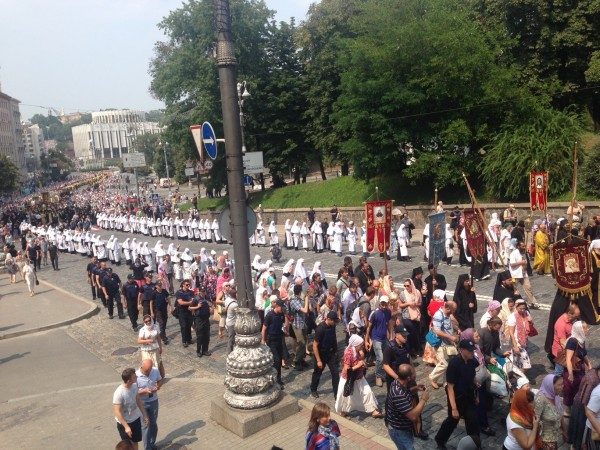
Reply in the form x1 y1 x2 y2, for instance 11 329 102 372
581 143 600 198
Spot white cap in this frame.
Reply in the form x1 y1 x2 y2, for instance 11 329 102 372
516 377 530 389
433 289 446 299
211 250 216 255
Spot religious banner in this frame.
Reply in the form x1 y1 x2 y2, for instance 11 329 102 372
365 200 393 253
551 236 592 296
463 208 486 260
428 212 446 267
530 171 549 211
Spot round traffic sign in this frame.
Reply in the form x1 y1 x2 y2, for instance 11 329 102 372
204 160 214 170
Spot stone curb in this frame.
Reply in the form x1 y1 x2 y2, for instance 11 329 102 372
297 398 396 449
0 278 100 340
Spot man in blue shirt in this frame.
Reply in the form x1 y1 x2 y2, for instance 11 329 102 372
102 268 124 319
189 286 212 357
261 300 287 388
122 275 141 330
366 296 393 387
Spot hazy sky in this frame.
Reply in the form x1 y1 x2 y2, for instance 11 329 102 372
0 0 314 121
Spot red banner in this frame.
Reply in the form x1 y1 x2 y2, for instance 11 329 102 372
366 200 392 253
551 236 591 295
530 171 549 211
463 208 486 259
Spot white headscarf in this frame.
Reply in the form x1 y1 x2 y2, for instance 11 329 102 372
294 258 307 280
268 221 276 233
571 320 587 345
252 255 262 269
181 248 193 262
310 261 325 280
291 220 300 233
348 334 364 348
590 239 600 252
282 259 295 274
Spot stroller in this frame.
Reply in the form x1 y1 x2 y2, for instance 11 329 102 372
270 243 282 263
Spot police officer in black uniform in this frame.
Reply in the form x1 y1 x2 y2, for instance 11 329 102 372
153 281 171 344
139 272 156 317
175 279 194 347
102 268 124 319
262 300 286 388
122 274 141 330
189 286 212 357
86 256 98 300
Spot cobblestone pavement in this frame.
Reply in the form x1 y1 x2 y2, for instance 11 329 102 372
33 231 600 449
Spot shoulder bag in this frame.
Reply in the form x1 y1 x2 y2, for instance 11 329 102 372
343 367 356 397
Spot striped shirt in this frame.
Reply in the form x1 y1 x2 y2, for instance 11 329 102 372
385 379 414 431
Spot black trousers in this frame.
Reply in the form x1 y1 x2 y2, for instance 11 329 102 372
156 305 168 339
403 318 421 355
97 287 106 307
106 292 124 317
194 316 210 353
50 254 58 270
126 298 139 328
178 310 193 344
435 390 481 447
310 351 339 395
36 255 41 270
90 283 97 300
268 337 284 382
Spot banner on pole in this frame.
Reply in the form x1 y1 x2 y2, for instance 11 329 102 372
366 200 392 253
463 208 486 260
428 212 446 267
551 236 591 295
530 171 549 211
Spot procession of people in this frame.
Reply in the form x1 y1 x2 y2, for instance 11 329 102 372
4 171 600 450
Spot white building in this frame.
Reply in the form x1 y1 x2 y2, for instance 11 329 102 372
22 123 44 171
0 86 26 175
72 109 162 161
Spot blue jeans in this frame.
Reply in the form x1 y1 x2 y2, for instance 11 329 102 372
373 340 384 379
142 400 159 450
388 427 414 450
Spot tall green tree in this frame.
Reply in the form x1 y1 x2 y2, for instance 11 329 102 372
472 0 600 128
298 0 364 178
332 0 521 188
245 19 309 186
0 155 21 192
150 0 275 187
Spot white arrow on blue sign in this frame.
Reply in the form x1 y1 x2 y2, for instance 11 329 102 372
202 122 218 160
243 175 254 186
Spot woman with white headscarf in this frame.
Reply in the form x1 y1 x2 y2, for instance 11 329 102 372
346 221 357 255
284 219 293 249
256 221 266 246
311 220 323 253
300 222 310 250
113 238 121 265
396 223 409 261
141 242 154 271
335 334 383 418
203 219 212 242
107 235 115 262
310 261 327 288
198 219 206 241
172 250 183 282
268 221 279 245
282 259 295 281
294 258 309 285
154 240 165 265
122 238 132 265
444 223 454 265
180 248 194 280
252 255 263 283
211 219 222 243
291 220 300 250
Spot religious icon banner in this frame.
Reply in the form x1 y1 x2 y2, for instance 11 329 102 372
428 212 446 267
551 236 591 295
463 208 486 259
366 200 393 253
530 171 549 211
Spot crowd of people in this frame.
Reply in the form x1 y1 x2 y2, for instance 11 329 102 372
5 174 600 450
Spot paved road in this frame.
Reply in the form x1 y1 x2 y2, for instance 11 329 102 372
24 227 587 449
0 327 393 449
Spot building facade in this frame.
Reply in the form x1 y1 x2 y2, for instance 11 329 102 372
22 123 44 171
72 109 162 162
0 88 26 175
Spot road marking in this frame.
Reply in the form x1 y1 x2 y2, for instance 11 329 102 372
3 382 117 404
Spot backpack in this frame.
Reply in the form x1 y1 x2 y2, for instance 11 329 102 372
345 297 369 324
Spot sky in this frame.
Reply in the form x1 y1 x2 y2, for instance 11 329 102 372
0 0 314 121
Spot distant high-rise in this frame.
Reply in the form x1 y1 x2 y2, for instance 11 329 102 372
0 87 26 175
22 123 44 172
71 109 162 162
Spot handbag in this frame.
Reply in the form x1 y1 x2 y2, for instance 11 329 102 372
343 367 356 397
425 329 442 348
528 322 538 337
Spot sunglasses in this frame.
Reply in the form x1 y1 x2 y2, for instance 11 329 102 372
404 284 410 287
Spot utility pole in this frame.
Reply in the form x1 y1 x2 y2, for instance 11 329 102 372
215 0 253 305
213 0 282 412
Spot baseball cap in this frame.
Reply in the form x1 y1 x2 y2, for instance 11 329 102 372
379 295 389 304
394 325 409 335
327 311 339 321
273 299 284 308
458 340 476 352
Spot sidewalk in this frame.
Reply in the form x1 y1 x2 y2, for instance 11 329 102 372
0 274 98 339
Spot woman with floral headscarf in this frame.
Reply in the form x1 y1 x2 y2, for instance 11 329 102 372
479 299 502 329
534 374 564 449
503 389 540 450
334 334 383 418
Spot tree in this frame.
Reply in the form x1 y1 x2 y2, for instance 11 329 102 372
150 0 275 190
331 0 521 189
297 0 364 178
481 102 583 199
130 133 161 168
245 19 310 186
0 155 21 192
40 149 75 183
472 0 600 128
580 142 600 198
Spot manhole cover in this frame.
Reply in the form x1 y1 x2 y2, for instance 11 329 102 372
112 346 138 356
